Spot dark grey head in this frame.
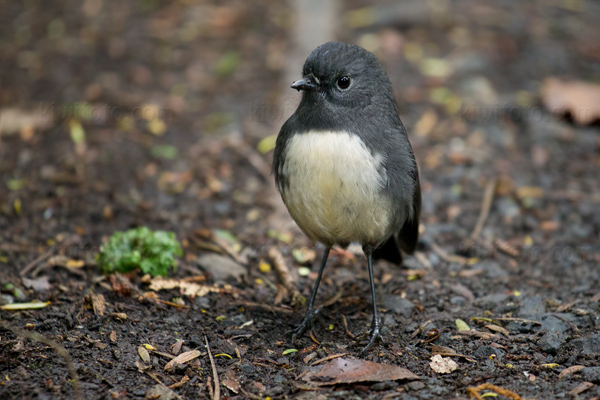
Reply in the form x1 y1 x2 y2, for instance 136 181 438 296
291 42 395 111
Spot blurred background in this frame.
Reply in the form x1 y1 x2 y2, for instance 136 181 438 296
1 0 600 398
2 0 600 300
1 0 599 246
1 0 599 251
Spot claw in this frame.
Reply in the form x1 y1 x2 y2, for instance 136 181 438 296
290 307 318 344
359 317 382 355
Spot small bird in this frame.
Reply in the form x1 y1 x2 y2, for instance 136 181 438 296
273 41 421 353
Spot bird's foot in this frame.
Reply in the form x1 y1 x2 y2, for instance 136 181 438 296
358 317 383 355
289 307 318 344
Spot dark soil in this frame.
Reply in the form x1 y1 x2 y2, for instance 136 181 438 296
1 1 600 399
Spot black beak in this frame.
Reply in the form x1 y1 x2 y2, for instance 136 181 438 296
291 78 319 92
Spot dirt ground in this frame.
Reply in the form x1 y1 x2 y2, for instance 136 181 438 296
1 1 600 399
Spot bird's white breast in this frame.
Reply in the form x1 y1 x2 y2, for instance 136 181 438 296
280 130 392 247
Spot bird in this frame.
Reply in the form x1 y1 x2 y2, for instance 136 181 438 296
272 41 421 353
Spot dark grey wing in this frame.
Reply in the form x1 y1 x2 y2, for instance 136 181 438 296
372 120 421 263
397 172 420 254
272 116 296 194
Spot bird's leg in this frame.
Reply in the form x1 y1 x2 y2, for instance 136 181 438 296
360 246 382 354
291 248 330 344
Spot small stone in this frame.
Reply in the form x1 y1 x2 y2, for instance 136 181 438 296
473 345 505 360
541 315 572 336
474 293 511 310
407 381 425 391
476 261 508 279
145 384 178 400
371 381 399 391
572 335 600 355
450 296 466 306
518 295 545 318
267 386 284 396
538 331 564 355
197 253 246 283
381 295 415 317
240 364 254 374
581 367 600 383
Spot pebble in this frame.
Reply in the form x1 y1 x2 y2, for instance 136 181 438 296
407 381 425 391
473 345 505 360
197 253 247 283
572 335 600 355
581 367 600 383
476 261 508 279
381 295 415 317
538 331 564 355
518 295 545 318
474 293 511 310
371 381 399 391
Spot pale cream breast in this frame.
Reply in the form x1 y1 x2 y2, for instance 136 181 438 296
280 130 393 247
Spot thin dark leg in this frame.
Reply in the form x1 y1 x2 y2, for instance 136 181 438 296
361 247 381 354
291 248 330 344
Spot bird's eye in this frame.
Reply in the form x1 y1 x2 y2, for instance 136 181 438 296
337 76 351 89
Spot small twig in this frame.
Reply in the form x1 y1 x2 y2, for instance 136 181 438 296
268 246 304 306
205 336 220 400
410 320 433 338
20 246 55 277
414 251 432 269
0 321 82 400
310 353 348 366
471 178 497 239
432 352 476 363
430 242 471 265
239 301 293 314
320 290 343 308
341 315 356 339
309 330 320 345
467 383 537 400
227 136 273 181
494 317 542 325
551 313 581 337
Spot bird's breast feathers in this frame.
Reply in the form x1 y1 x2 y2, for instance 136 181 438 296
278 130 394 247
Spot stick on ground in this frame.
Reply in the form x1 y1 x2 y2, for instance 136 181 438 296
268 246 304 306
0 322 82 400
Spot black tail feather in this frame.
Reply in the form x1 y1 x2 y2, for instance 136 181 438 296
373 176 421 265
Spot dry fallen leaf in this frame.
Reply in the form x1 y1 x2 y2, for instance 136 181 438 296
138 345 151 363
429 354 458 374
569 381 594 396
164 349 202 370
221 369 240 394
558 365 585 379
22 276 51 292
91 293 106 316
148 276 224 297
0 107 54 136
302 357 419 385
541 78 600 125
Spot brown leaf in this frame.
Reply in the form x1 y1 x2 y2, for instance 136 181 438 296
541 78 600 125
0 107 54 136
451 283 474 302
22 276 51 292
109 331 117 343
91 293 106 316
569 381 594 396
302 357 419 385
558 365 585 379
164 349 201 370
171 340 183 355
221 369 240 394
